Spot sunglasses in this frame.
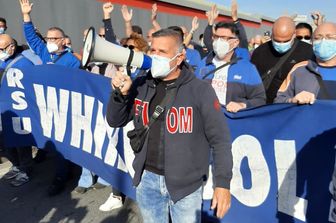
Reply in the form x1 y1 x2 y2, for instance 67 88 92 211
296 35 311 40
123 44 135 50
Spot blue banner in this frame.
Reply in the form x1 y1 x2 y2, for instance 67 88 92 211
0 65 335 222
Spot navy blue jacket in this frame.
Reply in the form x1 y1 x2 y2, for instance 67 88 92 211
196 52 266 108
275 60 336 102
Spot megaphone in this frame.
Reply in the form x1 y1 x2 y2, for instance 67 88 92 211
81 27 152 69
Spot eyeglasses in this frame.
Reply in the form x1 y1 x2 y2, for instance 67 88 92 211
123 44 135 50
99 34 105 38
44 37 63 42
313 34 336 41
213 34 237 41
296 35 311 40
0 43 12 52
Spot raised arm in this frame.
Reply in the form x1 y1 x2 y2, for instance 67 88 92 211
231 0 248 49
19 0 33 22
121 5 133 38
184 16 199 47
204 5 219 52
19 0 49 60
102 2 117 44
151 3 161 31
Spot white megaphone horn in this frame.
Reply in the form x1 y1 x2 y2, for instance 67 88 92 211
81 27 152 69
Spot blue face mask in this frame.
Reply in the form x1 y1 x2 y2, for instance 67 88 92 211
272 39 293 54
0 27 5 34
313 39 336 61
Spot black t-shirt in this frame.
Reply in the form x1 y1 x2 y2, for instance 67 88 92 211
145 79 176 175
251 39 314 103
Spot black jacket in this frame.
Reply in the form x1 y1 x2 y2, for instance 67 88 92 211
106 65 233 202
251 39 314 103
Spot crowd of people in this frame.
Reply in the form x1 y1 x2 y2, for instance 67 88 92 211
1 0 336 222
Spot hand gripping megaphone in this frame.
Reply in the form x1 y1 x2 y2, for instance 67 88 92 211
81 27 152 69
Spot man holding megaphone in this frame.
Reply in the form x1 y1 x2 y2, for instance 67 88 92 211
106 28 233 223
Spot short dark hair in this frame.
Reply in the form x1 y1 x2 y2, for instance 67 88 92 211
47 27 65 37
167 26 184 41
296 23 313 36
0 17 7 30
214 21 240 37
152 28 183 51
132 25 143 35
0 17 7 25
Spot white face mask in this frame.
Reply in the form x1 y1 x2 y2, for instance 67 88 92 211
213 38 231 59
46 42 59 53
150 53 179 79
0 51 10 61
0 27 5 34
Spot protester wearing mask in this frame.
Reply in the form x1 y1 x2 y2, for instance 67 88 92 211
251 16 314 103
196 22 265 113
296 23 313 45
107 28 233 222
203 2 250 60
20 0 79 68
19 0 80 196
275 22 336 103
0 34 34 187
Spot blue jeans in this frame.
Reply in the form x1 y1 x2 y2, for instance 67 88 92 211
78 168 110 188
136 170 203 223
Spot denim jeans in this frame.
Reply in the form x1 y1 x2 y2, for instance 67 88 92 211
78 167 110 188
136 170 203 223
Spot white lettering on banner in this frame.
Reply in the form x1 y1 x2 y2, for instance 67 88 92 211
93 100 106 159
12 117 31 134
6 68 24 89
33 84 69 142
11 91 27 110
6 68 31 134
274 140 307 222
33 84 129 173
230 135 271 207
202 136 308 220
93 101 128 174
123 122 135 177
70 92 94 153
104 126 128 173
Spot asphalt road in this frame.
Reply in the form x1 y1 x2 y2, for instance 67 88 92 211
0 151 143 223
